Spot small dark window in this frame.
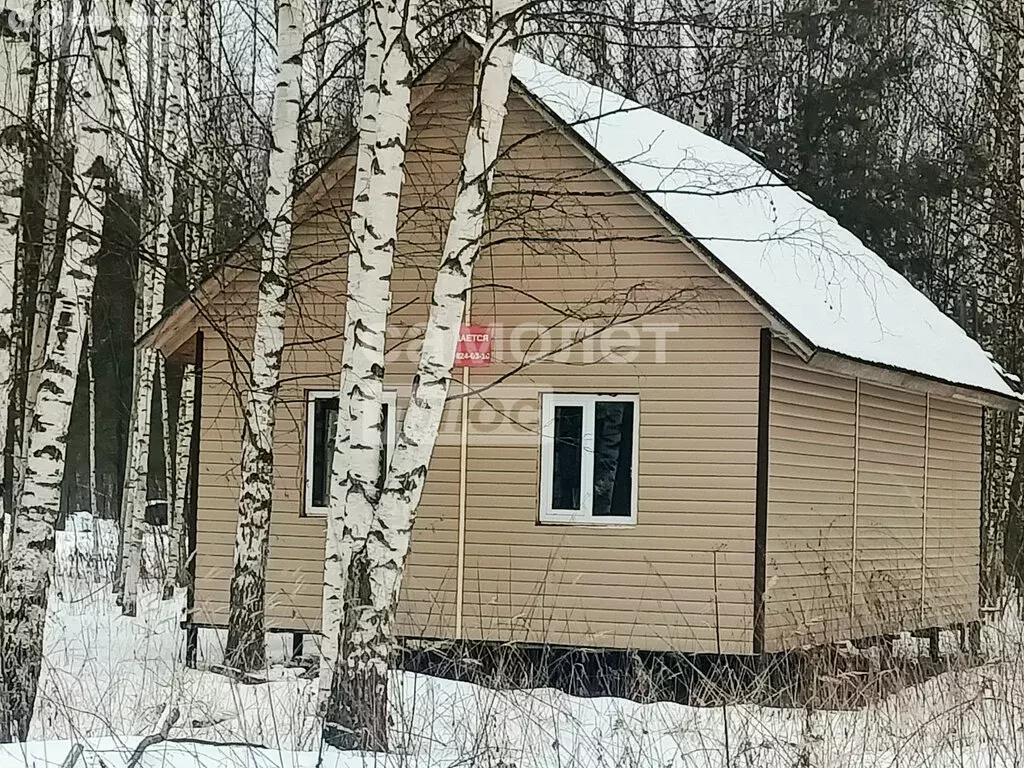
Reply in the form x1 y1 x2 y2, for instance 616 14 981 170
551 405 584 510
311 397 339 508
306 392 395 515
592 401 634 517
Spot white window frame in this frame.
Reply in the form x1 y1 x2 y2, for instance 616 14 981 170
539 392 640 525
304 389 398 517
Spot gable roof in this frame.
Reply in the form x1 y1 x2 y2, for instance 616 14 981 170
506 52 1016 403
141 36 1017 406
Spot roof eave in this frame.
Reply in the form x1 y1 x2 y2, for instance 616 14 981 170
810 349 1021 411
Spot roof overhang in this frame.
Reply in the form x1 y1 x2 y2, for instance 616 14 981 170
136 239 260 358
811 349 1021 411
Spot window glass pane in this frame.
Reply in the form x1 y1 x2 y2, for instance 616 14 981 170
312 397 339 507
551 405 584 510
377 403 390 488
313 398 391 508
592 401 634 517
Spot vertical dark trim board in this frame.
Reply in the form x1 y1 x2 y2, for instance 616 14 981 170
752 328 772 655
185 331 204 668
972 407 985 657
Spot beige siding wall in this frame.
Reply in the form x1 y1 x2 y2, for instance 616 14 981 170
765 348 982 651
765 344 856 647
188 63 766 654
454 79 763 656
922 399 982 626
853 382 928 635
192 263 463 637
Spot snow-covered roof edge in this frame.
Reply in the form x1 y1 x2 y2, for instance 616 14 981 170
486 39 1019 408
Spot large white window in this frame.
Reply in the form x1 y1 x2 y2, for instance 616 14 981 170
304 389 397 517
539 393 639 525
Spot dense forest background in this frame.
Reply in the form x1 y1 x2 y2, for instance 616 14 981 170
55 0 1024 605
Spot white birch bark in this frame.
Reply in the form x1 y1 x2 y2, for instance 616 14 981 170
152 36 179 583
20 145 74 510
114 339 142 592
167 361 194 595
120 348 156 611
157 362 172 576
318 11 383 697
106 0 142 594
365 0 520 654
690 0 717 133
122 0 181 614
106 0 154 595
86 318 98 514
183 0 215 282
118 0 171 593
119 205 159 603
0 0 34 546
0 7 110 736
102 0 131 188
308 0 327 166
166 0 209 600
322 3 522 750
319 0 418 709
86 318 102 575
223 0 305 674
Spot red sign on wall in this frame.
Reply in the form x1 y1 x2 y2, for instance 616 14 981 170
456 325 492 367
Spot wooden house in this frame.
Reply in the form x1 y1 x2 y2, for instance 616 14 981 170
140 37 1019 657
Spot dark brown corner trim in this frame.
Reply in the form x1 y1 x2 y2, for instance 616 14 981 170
979 408 987 610
753 328 772 655
185 331 205 667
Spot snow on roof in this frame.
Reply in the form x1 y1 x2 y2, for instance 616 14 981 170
510 53 1017 400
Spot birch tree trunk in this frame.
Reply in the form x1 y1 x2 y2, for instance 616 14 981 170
157 11 185 599
120 348 156 611
0 0 35 548
306 0 327 171
168 0 212 598
20 144 73 504
222 0 305 675
183 0 215 282
167 360 194 595
108 0 141 594
118 207 160 604
980 0 1024 604
114 331 143 593
122 0 181 615
118 0 165 599
322 4 522 750
0 5 111 736
690 0 717 134
16 0 75 509
319 0 418 723
87 319 98 516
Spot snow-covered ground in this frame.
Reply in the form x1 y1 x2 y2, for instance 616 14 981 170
7 513 1024 766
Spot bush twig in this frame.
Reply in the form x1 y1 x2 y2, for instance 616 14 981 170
59 744 84 768
126 704 180 767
